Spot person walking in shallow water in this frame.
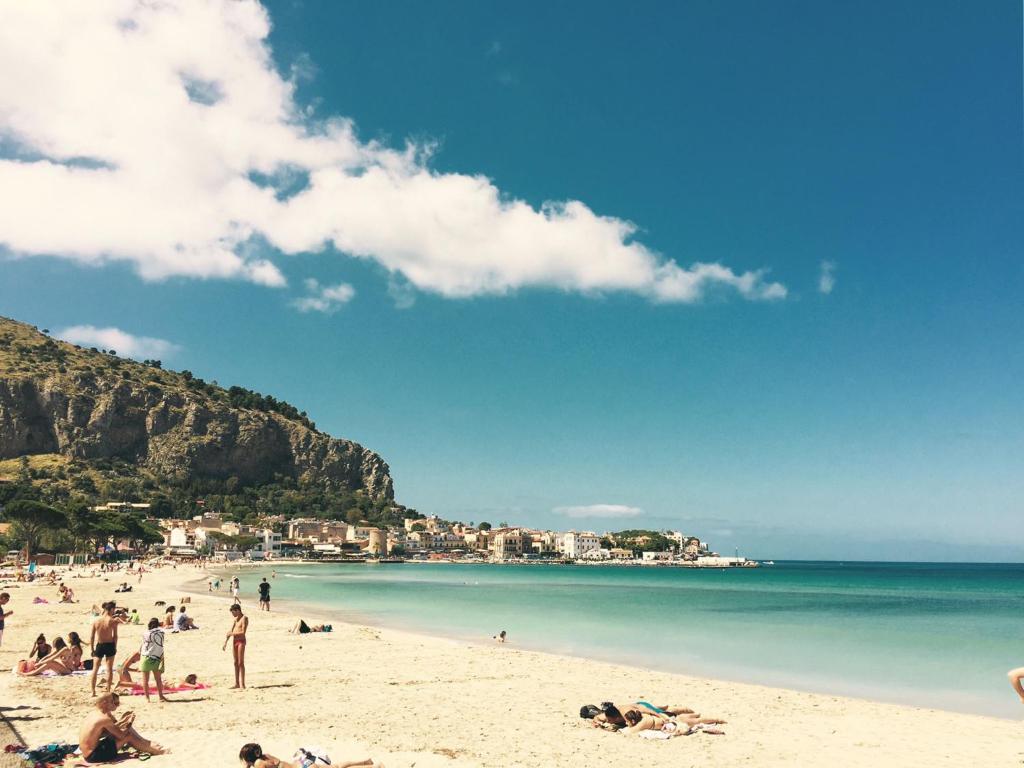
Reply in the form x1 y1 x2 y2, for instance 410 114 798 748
223 604 248 689
1007 667 1024 704
258 578 271 612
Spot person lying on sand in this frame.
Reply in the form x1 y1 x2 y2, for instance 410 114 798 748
289 619 332 634
238 742 379 768
621 709 725 736
78 692 168 763
580 702 682 730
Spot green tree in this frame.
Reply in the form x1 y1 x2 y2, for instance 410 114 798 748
2 500 67 558
345 508 364 526
478 522 492 531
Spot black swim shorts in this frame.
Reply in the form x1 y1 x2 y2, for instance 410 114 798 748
86 735 119 763
93 641 117 659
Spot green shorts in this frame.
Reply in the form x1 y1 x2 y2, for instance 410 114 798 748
140 656 163 673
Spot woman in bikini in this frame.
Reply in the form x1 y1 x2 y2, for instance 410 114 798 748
238 742 377 768
114 650 142 690
66 631 86 670
621 709 726 736
223 604 248 689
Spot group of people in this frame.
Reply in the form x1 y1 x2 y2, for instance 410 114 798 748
17 631 87 676
8 566 386 766
579 700 726 737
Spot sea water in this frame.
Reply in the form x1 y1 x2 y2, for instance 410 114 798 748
217 561 1024 718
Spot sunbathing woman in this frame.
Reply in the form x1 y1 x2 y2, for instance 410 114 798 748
163 605 176 628
238 742 377 768
289 619 331 634
17 637 75 676
580 702 670 730
621 709 725 736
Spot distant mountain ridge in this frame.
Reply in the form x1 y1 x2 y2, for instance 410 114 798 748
0 316 394 502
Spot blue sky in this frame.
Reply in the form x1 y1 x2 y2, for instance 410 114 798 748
1 1 1021 559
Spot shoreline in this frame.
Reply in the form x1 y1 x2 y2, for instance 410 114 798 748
3 566 1022 767
199 562 1016 721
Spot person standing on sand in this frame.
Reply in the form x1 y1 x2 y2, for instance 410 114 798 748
90 601 120 696
258 578 271 611
0 592 11 647
78 692 167 762
231 576 240 601
223 604 248 689
140 618 167 703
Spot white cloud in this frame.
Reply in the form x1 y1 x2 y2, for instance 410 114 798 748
553 504 643 519
818 260 836 294
292 278 355 313
0 1 787 305
56 325 180 360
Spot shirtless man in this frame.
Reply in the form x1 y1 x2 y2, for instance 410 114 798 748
222 604 248 689
90 601 121 696
78 692 167 762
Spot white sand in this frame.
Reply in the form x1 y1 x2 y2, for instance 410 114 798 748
1 566 1021 767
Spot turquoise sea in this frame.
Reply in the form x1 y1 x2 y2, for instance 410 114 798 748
216 561 1024 718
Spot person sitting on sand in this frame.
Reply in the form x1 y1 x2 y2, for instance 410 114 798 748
621 709 726 736
175 605 197 631
238 742 378 768
129 608 140 625
289 619 332 634
17 636 74 676
78 692 167 763
59 584 76 603
28 633 51 660
115 650 142 690
162 605 176 628
494 630 507 643
67 631 87 670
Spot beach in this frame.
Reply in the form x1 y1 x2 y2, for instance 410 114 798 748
1 566 1021 768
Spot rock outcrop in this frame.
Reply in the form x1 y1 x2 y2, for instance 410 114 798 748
0 317 393 500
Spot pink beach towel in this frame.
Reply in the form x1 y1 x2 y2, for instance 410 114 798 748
121 682 210 695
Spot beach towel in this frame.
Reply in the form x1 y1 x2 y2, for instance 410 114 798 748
33 596 49 604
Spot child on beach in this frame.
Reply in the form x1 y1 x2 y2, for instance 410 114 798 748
223 604 248 689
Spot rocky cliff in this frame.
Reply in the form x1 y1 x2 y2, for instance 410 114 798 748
0 317 393 501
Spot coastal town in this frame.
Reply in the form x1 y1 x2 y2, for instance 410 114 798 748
147 505 753 567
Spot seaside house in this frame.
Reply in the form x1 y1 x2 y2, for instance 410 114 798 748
490 529 533 561
561 531 601 559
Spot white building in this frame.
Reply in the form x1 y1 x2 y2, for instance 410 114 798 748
251 529 282 558
562 531 601 559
